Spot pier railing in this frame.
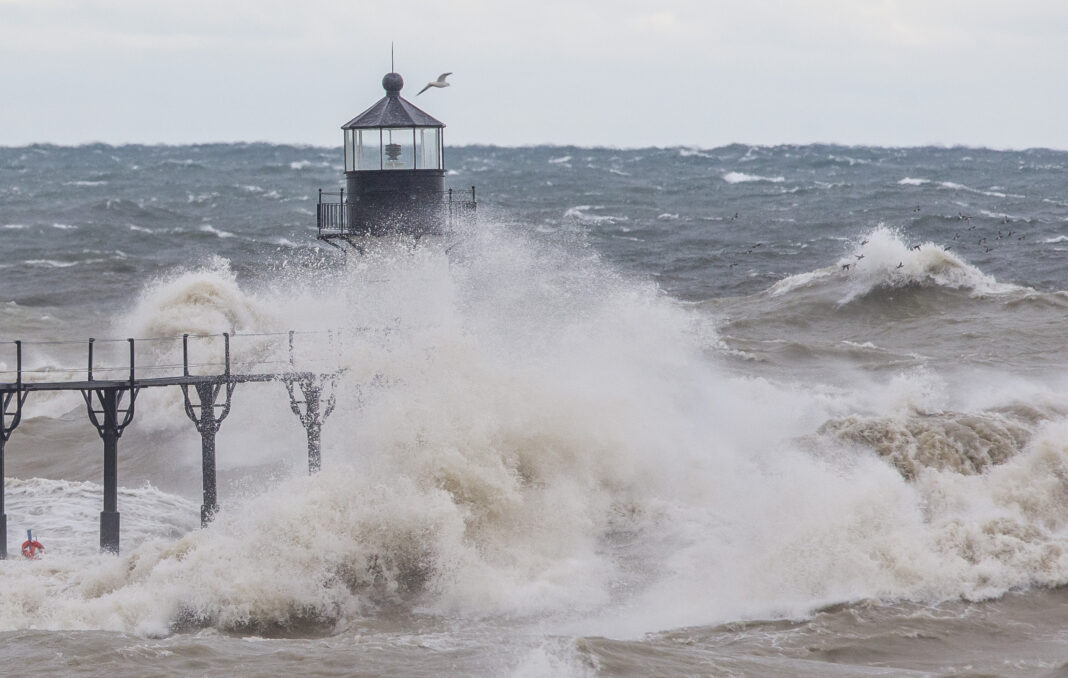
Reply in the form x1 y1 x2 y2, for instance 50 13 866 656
0 331 352 558
316 186 477 239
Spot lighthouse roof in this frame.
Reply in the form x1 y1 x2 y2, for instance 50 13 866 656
342 72 445 130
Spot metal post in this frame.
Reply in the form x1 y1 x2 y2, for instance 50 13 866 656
1 341 27 560
306 386 322 474
181 336 235 527
0 435 6 559
99 388 121 553
196 382 219 526
81 339 137 554
284 374 337 475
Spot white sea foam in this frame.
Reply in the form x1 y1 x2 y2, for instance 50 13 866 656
938 181 1023 199
548 155 572 165
2 224 1067 642
187 192 220 204
199 224 236 239
898 177 930 186
563 205 627 225
828 154 869 166
24 259 77 268
722 171 784 184
51 223 77 230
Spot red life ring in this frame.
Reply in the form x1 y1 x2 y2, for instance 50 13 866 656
21 539 44 560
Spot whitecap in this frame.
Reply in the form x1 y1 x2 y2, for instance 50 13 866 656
722 171 784 184
563 205 627 225
24 259 78 268
199 225 236 239
938 181 1022 199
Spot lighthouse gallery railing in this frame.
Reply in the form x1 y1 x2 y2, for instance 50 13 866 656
316 187 477 238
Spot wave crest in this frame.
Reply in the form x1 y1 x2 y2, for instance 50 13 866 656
816 405 1052 479
770 225 1021 304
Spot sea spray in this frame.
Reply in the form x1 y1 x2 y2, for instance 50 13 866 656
3 219 1068 646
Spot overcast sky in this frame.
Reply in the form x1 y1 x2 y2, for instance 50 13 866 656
1 0 1066 149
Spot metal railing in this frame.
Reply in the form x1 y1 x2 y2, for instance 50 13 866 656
316 186 477 238
316 189 346 232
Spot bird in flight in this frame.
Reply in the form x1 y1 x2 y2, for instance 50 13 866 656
418 73 452 95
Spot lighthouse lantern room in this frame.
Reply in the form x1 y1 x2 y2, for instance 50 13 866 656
316 71 475 244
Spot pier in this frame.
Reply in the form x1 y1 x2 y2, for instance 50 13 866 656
0 332 341 557
0 68 477 559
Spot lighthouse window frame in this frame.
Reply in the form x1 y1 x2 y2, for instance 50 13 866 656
415 128 442 170
344 129 355 171
353 129 382 171
346 126 442 170
382 128 415 169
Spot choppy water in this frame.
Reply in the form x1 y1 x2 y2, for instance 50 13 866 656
2 143 1068 676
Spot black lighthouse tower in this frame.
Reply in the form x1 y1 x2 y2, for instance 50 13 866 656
316 71 475 245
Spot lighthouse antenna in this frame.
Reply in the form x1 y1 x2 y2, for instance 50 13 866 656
391 43 394 72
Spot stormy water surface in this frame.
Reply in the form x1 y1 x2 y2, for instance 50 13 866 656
2 143 1068 676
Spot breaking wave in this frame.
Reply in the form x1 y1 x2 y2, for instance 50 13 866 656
770 225 1022 304
4 222 1068 642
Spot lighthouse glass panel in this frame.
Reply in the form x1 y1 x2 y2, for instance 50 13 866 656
344 129 355 171
383 128 414 169
354 129 381 170
415 128 442 170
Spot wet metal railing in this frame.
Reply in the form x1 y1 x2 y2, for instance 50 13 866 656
316 186 477 239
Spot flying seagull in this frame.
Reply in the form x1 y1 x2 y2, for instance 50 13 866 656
418 73 452 95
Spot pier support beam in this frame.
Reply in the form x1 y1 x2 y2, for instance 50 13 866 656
0 437 5 560
180 333 235 526
283 332 338 474
81 339 138 554
182 381 235 526
1 341 26 560
284 377 336 474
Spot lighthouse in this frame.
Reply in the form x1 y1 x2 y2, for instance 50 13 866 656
316 71 476 245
